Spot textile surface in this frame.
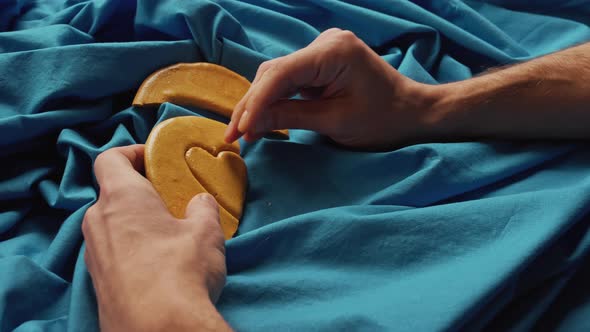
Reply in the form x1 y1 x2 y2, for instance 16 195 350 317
1 1 590 331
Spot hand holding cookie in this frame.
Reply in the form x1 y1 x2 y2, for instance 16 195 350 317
144 116 247 240
225 28 443 150
83 145 230 331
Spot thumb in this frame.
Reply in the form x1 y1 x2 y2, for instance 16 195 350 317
184 193 221 227
254 99 341 135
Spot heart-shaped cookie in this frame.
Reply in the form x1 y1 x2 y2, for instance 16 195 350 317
144 116 247 239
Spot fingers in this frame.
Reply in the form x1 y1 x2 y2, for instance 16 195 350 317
255 99 341 134
184 193 220 226
242 131 264 143
236 48 321 134
93 144 150 191
231 98 341 142
225 89 253 142
252 57 281 85
228 34 327 135
224 29 353 142
184 193 226 252
225 58 283 143
224 28 362 143
309 27 344 45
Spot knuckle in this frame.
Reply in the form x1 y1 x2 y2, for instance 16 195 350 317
97 186 113 203
81 217 89 236
82 206 93 224
334 30 363 51
86 204 97 216
93 150 112 171
254 59 284 90
322 27 342 36
98 179 135 202
322 30 366 63
98 181 118 197
258 60 273 72
338 30 359 42
82 205 97 234
263 63 281 79
257 58 279 77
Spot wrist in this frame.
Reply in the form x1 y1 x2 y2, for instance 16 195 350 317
169 295 230 332
117 285 230 332
159 286 231 332
410 81 466 141
422 79 491 141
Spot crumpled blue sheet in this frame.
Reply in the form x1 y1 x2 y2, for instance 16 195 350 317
1 1 590 331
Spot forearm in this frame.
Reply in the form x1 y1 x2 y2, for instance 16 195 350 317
105 288 233 332
432 42 590 140
142 298 232 332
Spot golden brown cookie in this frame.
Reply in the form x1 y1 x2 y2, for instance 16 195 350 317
133 62 289 139
144 116 247 240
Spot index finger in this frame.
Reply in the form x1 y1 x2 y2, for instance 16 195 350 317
93 144 149 189
225 39 345 141
239 49 320 134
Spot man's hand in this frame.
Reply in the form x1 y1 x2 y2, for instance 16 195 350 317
82 145 231 332
224 28 443 150
225 28 590 150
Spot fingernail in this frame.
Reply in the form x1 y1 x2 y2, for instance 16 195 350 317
237 110 250 133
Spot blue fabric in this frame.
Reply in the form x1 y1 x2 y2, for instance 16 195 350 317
1 1 590 331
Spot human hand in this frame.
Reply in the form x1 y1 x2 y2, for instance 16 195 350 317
224 28 445 150
82 145 230 332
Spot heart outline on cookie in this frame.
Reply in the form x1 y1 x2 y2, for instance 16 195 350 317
144 116 247 240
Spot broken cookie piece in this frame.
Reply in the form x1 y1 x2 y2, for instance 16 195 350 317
133 62 289 139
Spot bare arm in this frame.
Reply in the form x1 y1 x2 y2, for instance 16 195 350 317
83 146 232 332
225 28 590 150
435 42 590 140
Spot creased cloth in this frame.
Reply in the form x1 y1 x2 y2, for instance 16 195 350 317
1 1 590 331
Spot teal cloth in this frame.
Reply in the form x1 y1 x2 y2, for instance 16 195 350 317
1 1 590 331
